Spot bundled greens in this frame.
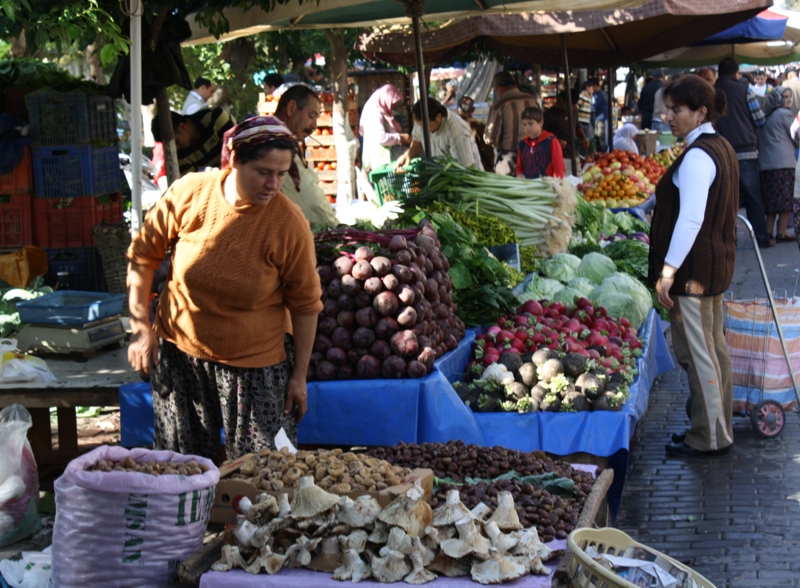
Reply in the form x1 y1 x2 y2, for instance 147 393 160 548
0 58 106 94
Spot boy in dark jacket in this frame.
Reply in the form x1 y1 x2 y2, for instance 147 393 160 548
515 107 565 179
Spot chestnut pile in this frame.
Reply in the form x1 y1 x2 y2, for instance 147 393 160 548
311 223 466 381
86 457 210 476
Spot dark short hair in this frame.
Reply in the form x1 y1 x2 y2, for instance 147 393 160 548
151 111 188 143
275 85 319 116
521 106 543 122
234 138 297 165
718 57 739 77
412 97 448 122
194 76 212 89
493 71 516 88
755 69 766 76
649 69 664 79
263 73 285 89
662 74 727 124
587 77 600 87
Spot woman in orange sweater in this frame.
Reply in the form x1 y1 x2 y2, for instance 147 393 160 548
126 116 323 462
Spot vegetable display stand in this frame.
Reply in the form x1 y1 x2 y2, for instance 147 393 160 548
0 193 33 248
0 145 33 194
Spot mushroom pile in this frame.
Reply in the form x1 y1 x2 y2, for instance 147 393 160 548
231 447 413 493
212 476 555 584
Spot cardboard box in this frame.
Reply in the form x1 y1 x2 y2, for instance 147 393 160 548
635 131 661 156
210 453 433 524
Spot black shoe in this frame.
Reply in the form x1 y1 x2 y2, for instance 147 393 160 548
665 441 731 457
671 430 687 444
758 238 776 249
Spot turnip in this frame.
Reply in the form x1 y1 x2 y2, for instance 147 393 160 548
340 275 361 295
561 353 588 378
327 279 343 298
337 294 354 311
337 310 355 329
506 382 529 401
351 260 373 280
370 256 392 276
417 335 432 350
348 348 366 365
375 317 400 341
354 246 374 262
413 233 435 255
445 335 458 350
381 355 407 379
397 306 418 328
363 277 384 296
390 330 419 358
425 279 439 301
397 284 415 306
538 358 565 383
430 251 444 271
575 372 604 400
392 264 413 284
356 355 381 379
594 393 622 411
500 352 523 375
370 339 392 360
417 346 436 371
408 264 424 284
382 273 399 291
530 384 549 404
314 334 333 354
333 256 353 277
337 364 355 380
356 307 378 329
532 348 560 367
518 362 537 387
373 291 400 317
407 360 428 378
388 235 408 253
353 327 376 349
354 290 371 309
316 265 334 286
423 258 434 274
318 316 338 336
332 327 353 350
565 392 592 412
316 361 337 381
326 347 348 365
411 285 423 305
395 249 412 265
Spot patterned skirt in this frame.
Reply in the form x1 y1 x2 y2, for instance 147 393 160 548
150 336 297 462
759 168 795 215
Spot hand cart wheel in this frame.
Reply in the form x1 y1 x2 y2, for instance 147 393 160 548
750 399 785 438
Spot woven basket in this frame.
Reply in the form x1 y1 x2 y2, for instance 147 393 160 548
567 528 716 588
92 221 131 315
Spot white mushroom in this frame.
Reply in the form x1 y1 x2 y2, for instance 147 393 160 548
338 494 382 528
340 529 369 554
385 526 414 555
286 535 321 568
483 521 519 556
277 492 292 517
211 544 247 572
332 548 372 582
470 502 493 521
432 489 474 526
426 552 471 577
307 536 343 573
511 527 553 562
439 517 491 560
422 525 441 556
377 479 433 538
257 545 287 575
368 520 390 544
371 548 411 583
245 493 280 525
291 475 340 519
232 518 259 548
403 537 437 584
485 491 522 531
470 549 528 585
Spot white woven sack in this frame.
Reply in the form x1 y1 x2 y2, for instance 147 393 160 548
52 445 219 587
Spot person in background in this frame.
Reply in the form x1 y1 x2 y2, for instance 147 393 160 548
639 69 664 129
396 96 483 170
576 80 594 145
782 69 800 116
181 76 216 115
758 88 796 242
590 77 608 151
515 106 564 179
263 73 285 96
484 70 538 175
613 122 640 155
273 84 338 228
750 70 773 98
543 89 588 176
626 92 640 115
696 68 717 85
442 79 459 106
649 74 738 457
651 77 671 133
151 107 236 176
457 96 495 172
358 84 410 174
715 57 774 248
127 115 323 462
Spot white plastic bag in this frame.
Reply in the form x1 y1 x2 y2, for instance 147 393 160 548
0 340 56 384
52 446 219 587
0 404 40 548
0 547 52 588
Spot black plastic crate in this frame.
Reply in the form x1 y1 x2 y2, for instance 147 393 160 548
45 247 106 292
27 93 117 146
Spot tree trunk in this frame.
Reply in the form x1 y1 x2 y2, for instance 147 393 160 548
323 29 358 205
156 86 180 186
84 44 105 84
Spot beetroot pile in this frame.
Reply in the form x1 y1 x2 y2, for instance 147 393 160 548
310 223 466 381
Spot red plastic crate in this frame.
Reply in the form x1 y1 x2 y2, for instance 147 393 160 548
33 193 123 248
0 146 33 195
0 193 34 248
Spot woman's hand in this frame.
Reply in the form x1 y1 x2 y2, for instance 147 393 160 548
656 275 675 310
394 151 411 170
128 329 158 376
399 133 411 146
284 374 308 422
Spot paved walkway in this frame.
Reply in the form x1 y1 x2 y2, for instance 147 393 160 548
616 226 800 588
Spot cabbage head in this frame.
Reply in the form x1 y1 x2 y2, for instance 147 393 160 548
590 271 653 328
541 253 581 283
521 274 565 302
590 291 641 328
576 252 617 284
566 277 597 298
552 287 584 306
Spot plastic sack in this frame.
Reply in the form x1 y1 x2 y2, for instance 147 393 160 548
0 341 56 384
0 246 48 289
52 445 219 588
0 547 52 588
0 405 41 548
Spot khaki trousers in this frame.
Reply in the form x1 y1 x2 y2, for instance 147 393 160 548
669 294 734 451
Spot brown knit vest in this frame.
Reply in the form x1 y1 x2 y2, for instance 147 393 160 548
648 133 738 296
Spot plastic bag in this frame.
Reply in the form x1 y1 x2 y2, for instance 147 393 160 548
0 547 52 588
0 404 41 548
0 340 56 384
52 445 219 587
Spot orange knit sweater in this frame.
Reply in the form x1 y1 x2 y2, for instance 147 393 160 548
127 170 323 368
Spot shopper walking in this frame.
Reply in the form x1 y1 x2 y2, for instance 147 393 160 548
758 87 796 242
484 71 537 175
359 84 410 173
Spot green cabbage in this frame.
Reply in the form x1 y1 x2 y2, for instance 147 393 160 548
541 253 581 283
590 272 653 328
576 252 617 284
566 277 597 298
522 274 565 302
552 287 584 306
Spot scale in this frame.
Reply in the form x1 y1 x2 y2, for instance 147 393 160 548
16 315 126 355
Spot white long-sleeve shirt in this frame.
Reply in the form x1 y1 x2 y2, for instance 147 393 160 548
664 122 717 270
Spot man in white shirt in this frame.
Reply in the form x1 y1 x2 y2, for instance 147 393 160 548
181 77 216 115
750 70 772 98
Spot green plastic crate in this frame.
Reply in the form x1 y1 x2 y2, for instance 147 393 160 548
368 160 424 205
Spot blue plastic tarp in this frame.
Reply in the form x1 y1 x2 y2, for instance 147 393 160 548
699 9 787 45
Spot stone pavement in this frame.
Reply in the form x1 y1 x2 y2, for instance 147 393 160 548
615 224 800 588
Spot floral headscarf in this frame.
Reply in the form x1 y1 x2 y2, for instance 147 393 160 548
359 84 402 137
764 87 790 118
221 115 301 190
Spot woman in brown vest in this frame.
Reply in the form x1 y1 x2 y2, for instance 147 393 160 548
648 75 738 457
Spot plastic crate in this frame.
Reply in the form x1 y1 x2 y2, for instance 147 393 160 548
368 160 424 205
33 193 123 248
567 527 716 588
44 247 106 292
16 290 124 326
0 193 33 248
32 145 120 198
27 93 117 146
0 146 33 194
119 382 154 447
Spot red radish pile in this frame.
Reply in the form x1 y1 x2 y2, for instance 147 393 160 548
310 222 466 381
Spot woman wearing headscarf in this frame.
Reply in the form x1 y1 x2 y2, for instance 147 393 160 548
359 84 410 172
126 116 322 462
612 122 640 154
758 87 796 242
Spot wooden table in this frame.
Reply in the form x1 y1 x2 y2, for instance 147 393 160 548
0 342 139 468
